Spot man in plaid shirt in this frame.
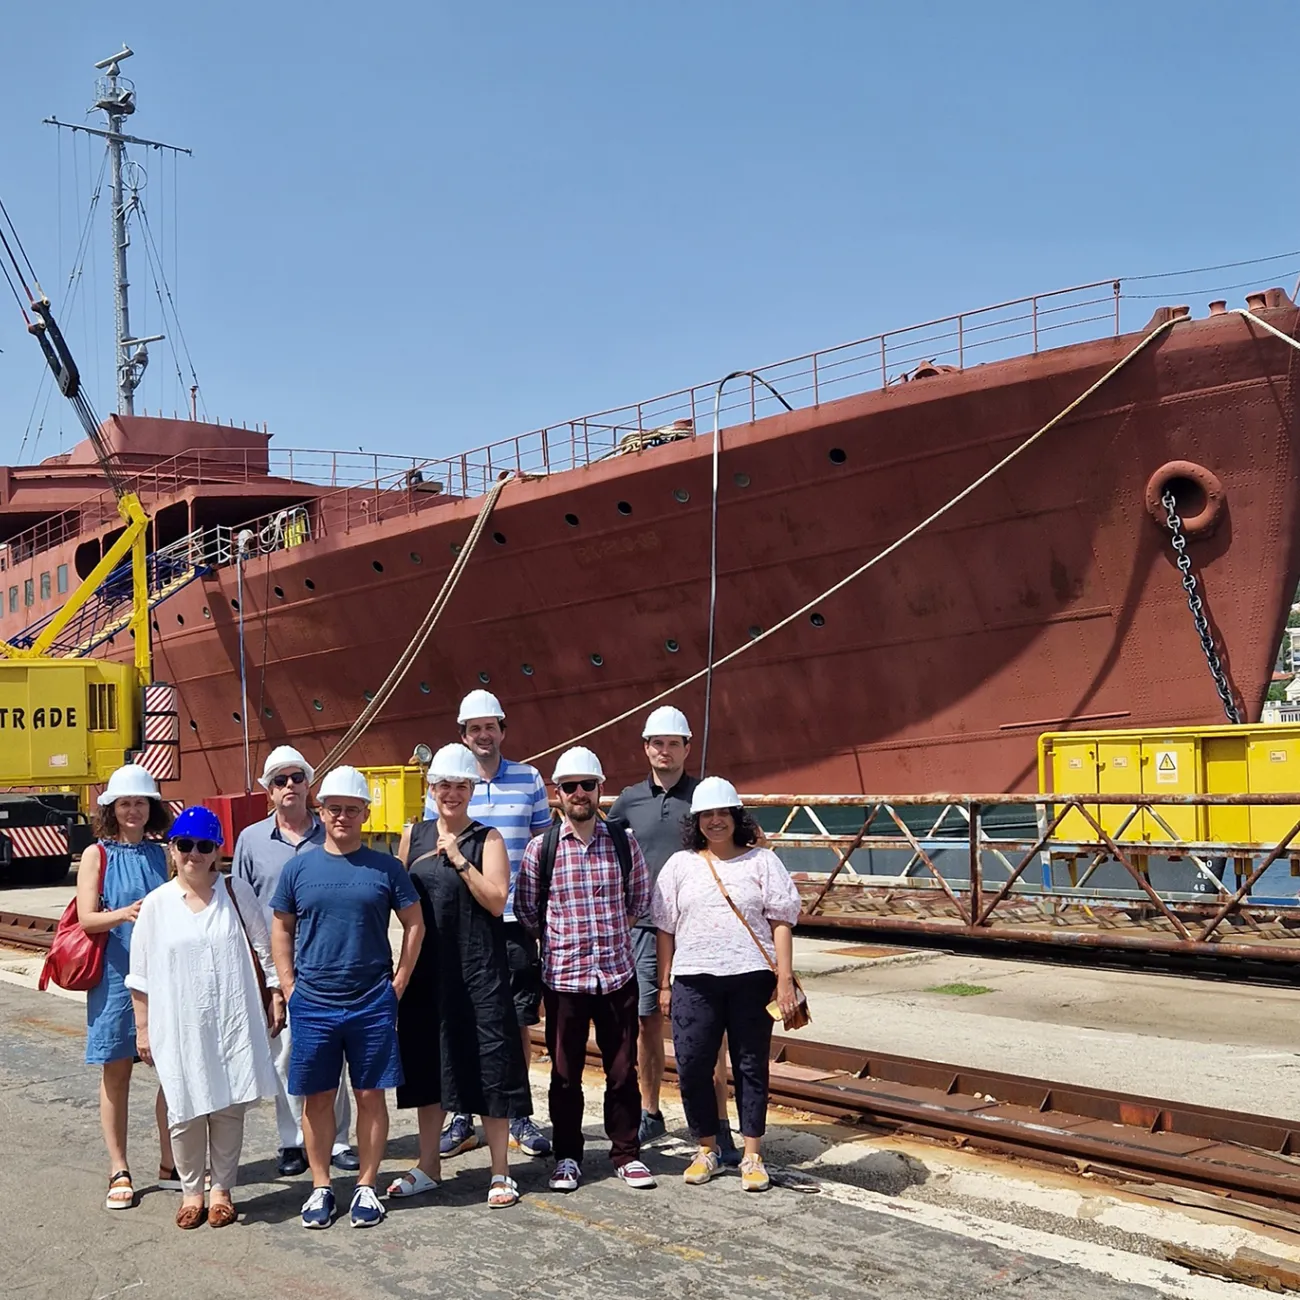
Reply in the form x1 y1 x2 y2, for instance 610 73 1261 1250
515 746 657 1192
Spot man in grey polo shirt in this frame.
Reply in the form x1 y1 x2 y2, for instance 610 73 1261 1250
608 707 699 1146
231 745 357 1177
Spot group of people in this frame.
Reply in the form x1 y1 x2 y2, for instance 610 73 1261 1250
79 689 803 1230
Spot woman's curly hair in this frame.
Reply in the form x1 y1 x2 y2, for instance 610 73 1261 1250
681 807 761 851
93 798 174 842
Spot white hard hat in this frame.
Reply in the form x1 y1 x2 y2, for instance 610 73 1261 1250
690 776 742 814
643 705 692 739
457 689 505 724
97 763 161 806
552 746 605 783
427 743 481 785
317 765 372 804
259 744 316 789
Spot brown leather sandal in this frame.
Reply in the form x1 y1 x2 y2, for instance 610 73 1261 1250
175 1203 207 1230
207 1201 237 1228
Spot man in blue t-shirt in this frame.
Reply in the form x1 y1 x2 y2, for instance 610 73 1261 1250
271 765 424 1231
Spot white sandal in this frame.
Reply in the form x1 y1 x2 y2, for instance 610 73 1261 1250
386 1167 440 1198
488 1174 519 1208
105 1170 134 1210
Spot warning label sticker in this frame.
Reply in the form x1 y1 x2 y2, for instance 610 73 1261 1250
1154 750 1179 784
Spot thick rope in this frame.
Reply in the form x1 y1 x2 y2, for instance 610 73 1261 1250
1235 306 1300 350
315 473 510 776
526 316 1181 766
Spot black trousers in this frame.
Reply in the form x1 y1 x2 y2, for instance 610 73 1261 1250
670 971 776 1139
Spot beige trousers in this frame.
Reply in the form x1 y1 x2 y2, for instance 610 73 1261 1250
170 1103 248 1195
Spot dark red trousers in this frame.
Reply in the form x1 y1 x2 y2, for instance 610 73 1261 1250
543 978 641 1168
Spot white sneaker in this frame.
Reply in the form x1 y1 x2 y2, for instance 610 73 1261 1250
548 1158 582 1192
616 1159 657 1189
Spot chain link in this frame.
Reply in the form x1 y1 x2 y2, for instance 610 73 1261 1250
1161 488 1241 723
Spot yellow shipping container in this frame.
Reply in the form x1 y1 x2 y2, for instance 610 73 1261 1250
1039 723 1300 846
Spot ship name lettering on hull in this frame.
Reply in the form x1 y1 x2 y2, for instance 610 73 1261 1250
0 706 78 730
573 530 661 567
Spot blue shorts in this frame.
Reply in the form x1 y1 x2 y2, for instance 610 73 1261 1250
288 981 403 1096
633 926 659 1018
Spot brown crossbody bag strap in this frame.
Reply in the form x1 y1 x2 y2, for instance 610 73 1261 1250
225 877 274 1025
699 850 810 1030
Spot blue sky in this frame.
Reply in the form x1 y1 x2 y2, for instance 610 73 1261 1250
1 1 1295 463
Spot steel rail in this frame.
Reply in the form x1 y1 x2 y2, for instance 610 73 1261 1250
0 912 55 950
531 1027 1300 1211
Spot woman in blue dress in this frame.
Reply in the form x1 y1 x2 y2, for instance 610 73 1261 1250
77 763 174 1210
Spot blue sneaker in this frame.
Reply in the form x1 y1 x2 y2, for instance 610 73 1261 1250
440 1113 479 1157
509 1116 552 1157
301 1185 335 1229
349 1184 386 1228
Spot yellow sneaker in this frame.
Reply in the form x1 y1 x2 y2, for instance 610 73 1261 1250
739 1153 770 1192
683 1146 721 1185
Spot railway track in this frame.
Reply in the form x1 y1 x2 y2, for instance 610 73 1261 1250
0 911 56 951
532 1027 1300 1218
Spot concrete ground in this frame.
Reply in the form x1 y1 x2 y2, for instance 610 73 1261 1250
0 979 1260 1300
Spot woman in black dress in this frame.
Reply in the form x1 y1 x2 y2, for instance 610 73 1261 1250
388 744 532 1207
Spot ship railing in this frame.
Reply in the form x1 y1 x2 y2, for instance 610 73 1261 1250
723 792 1300 960
0 274 1191 563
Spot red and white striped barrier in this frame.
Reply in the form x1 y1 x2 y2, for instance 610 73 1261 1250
4 825 69 858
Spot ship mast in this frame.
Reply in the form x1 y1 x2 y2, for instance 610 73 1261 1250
46 47 191 416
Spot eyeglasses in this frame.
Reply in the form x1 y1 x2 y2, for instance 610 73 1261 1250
559 779 599 794
322 803 365 819
271 771 307 788
172 837 217 855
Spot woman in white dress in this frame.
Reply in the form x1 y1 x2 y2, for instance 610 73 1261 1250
126 807 285 1228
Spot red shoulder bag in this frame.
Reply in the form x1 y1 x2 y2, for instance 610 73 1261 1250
39 844 110 992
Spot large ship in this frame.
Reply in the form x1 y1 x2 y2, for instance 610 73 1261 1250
3 55 1300 801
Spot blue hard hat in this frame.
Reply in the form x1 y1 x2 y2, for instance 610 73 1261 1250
168 805 224 847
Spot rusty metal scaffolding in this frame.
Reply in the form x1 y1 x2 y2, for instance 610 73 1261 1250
738 792 1300 961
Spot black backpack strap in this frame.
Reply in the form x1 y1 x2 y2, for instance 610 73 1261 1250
604 816 634 905
535 820 563 956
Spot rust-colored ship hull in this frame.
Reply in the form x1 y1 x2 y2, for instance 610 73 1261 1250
4 290 1299 799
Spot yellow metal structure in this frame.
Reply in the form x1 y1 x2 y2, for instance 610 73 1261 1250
360 764 427 836
1039 722 1300 844
0 492 152 688
0 658 137 784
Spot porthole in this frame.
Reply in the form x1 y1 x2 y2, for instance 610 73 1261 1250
419 682 431 694
152 619 159 632
492 532 507 545
450 542 463 556
748 625 763 639
312 699 324 711
202 606 211 619
665 638 680 653
364 690 375 702
409 551 422 564
372 560 384 573
175 613 184 626
232 711 242 723
590 652 604 667
230 599 240 612
521 663 535 676
810 612 826 627
188 719 198 733
273 586 285 599
263 707 273 719
616 501 632 516
734 472 751 488
304 578 316 591
828 447 847 464
564 513 580 527
673 488 690 504
478 671 490 684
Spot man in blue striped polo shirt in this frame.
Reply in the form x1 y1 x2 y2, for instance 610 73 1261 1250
425 689 554 1160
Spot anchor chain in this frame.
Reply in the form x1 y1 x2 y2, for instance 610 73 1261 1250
1162 488 1241 723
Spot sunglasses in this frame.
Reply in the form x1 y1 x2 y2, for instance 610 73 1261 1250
271 771 307 788
322 803 365 819
559 779 599 794
172 837 218 855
